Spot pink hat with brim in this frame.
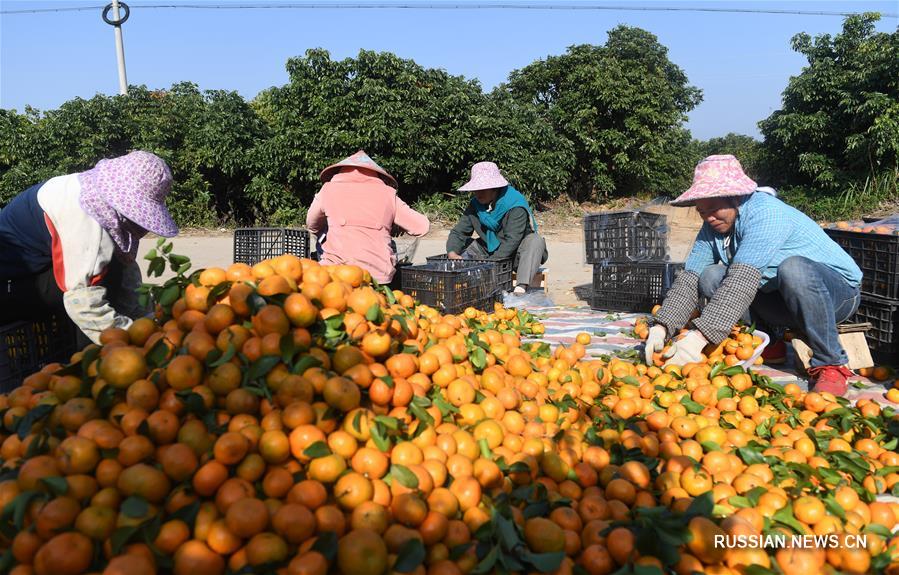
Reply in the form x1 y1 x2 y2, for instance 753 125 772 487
458 162 510 192
670 154 758 207
78 150 178 238
320 150 398 188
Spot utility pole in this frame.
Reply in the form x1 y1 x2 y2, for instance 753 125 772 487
102 1 130 95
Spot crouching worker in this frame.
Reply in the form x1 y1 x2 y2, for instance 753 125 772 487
447 162 547 295
0 150 179 345
644 155 862 395
306 150 430 287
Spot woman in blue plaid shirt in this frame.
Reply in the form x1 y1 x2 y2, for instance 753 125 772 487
645 155 862 396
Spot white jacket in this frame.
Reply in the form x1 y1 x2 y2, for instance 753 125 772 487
37 175 147 343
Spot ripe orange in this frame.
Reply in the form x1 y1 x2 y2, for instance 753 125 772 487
165 355 203 391
386 354 418 379
775 547 825 575
99 346 148 389
127 317 157 347
245 532 289 566
154 519 191 554
199 267 228 287
283 293 318 327
33 531 93 575
793 496 826 525
117 463 171 504
361 330 392 358
225 497 269 538
213 432 249 465
307 453 348 483
185 284 212 312
337 529 389 575
271 254 304 282
253 304 290 336
287 552 329 575
334 472 374 510
35 496 81 539
173 540 225 575
272 503 316 544
11 530 42 564
524 517 565 553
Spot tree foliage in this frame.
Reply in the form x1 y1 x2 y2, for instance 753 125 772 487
0 83 267 227
759 12 899 217
505 26 703 201
2 16 894 226
696 133 766 181
248 49 571 221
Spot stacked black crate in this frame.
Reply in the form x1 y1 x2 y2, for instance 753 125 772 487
583 211 683 313
233 228 314 265
824 226 899 363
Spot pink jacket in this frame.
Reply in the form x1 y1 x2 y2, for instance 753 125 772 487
306 168 430 283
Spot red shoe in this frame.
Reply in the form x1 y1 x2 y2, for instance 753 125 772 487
761 339 787 364
808 365 852 396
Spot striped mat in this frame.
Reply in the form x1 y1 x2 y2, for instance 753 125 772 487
522 304 890 406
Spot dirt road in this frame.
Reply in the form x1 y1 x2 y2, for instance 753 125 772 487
138 207 703 306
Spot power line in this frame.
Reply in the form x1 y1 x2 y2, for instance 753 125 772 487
2 2 896 17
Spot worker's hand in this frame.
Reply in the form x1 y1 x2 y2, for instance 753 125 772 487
447 252 463 260
662 330 709 367
644 324 667 365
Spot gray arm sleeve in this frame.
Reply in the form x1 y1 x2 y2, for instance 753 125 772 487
653 270 700 337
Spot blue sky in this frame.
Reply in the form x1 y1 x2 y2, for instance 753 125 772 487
1 1 896 140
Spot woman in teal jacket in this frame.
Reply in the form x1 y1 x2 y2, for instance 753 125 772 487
446 162 547 294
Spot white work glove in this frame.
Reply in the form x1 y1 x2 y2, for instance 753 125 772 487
662 330 709 367
644 324 668 365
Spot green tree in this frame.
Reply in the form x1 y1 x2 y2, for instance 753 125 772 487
0 84 267 226
759 13 899 218
696 133 766 181
505 25 702 201
0 107 57 202
252 48 571 221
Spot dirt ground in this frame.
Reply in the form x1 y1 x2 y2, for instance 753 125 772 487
138 206 704 306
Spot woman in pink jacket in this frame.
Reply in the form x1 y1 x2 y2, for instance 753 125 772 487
306 151 430 285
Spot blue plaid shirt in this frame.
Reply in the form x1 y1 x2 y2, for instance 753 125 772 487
684 191 862 291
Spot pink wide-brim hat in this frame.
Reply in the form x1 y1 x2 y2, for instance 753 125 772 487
78 150 178 238
458 162 510 192
319 150 398 189
670 155 758 207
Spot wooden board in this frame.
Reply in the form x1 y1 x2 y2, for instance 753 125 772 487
786 323 871 338
512 268 548 289
837 322 872 334
792 332 874 372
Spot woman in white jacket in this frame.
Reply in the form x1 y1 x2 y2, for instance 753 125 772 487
0 150 178 344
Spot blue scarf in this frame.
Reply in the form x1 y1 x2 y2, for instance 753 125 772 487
472 186 537 253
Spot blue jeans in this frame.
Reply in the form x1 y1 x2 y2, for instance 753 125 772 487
699 256 860 367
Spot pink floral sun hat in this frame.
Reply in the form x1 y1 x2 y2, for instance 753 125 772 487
669 155 758 207
458 162 510 192
78 150 178 260
319 150 398 188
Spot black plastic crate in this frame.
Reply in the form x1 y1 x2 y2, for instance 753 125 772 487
825 228 899 299
590 261 684 313
583 211 668 264
400 260 500 315
852 295 899 363
233 228 312 266
1 312 81 393
426 254 514 293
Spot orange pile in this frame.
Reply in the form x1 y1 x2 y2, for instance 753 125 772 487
1 253 899 575
636 311 766 369
827 221 899 235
